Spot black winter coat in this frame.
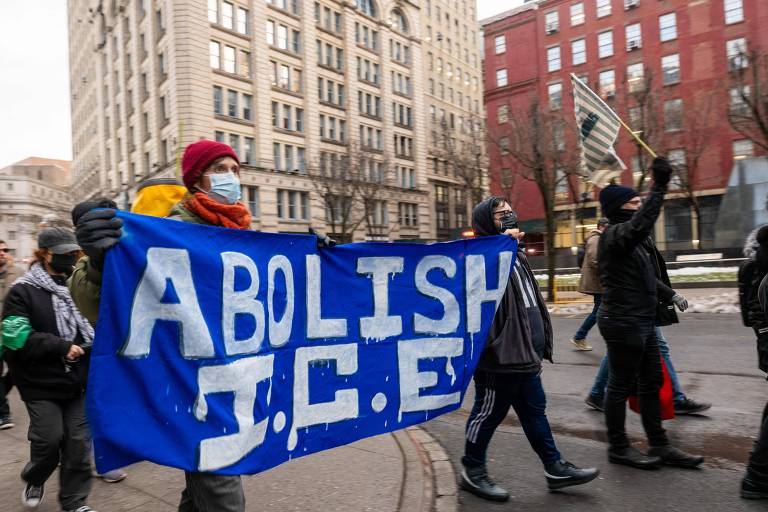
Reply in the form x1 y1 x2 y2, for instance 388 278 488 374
2 281 89 402
644 239 679 327
471 197 553 374
598 184 668 322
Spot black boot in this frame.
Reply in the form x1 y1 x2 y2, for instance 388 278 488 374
544 460 600 490
608 446 662 469
742 475 768 499
460 465 510 502
647 445 704 469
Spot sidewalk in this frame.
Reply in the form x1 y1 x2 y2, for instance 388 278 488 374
0 390 458 512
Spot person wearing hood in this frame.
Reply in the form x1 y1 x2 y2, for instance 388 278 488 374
459 196 599 502
739 225 768 499
597 157 704 470
570 217 609 351
1 228 98 511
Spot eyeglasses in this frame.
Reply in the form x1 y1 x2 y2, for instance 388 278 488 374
0 248 10 253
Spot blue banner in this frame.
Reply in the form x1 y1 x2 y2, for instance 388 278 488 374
88 212 516 475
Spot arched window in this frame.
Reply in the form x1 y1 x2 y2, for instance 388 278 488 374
357 0 377 18
391 9 408 33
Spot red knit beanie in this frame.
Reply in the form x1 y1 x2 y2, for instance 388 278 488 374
181 140 239 190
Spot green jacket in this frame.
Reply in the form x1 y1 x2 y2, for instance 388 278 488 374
67 201 214 324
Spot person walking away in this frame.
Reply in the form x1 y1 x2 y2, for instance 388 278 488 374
0 239 24 429
1 228 97 511
597 157 704 470
739 226 768 499
571 218 609 351
459 196 600 502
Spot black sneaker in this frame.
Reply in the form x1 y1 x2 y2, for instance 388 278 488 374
0 415 14 429
460 465 510 502
674 398 711 415
544 460 600 490
742 475 768 500
647 445 704 469
608 446 662 470
62 507 98 512
584 394 604 412
21 482 44 508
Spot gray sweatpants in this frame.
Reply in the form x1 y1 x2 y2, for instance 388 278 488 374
178 471 245 512
23 396 92 510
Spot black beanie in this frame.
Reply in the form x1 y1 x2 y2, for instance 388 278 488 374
599 184 638 218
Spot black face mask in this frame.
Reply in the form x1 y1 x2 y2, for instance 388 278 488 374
608 208 635 224
499 211 519 233
49 253 77 276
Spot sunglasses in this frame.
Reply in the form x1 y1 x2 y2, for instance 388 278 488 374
0 248 10 253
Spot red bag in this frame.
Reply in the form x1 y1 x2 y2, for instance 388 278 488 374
628 358 675 420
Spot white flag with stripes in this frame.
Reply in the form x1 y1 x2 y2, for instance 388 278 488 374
571 73 625 183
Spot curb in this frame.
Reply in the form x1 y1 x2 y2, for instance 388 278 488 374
404 426 459 512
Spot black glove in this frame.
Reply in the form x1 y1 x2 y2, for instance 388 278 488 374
651 157 673 187
309 227 337 249
74 207 123 271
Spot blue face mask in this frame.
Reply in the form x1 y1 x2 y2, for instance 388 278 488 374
208 172 241 205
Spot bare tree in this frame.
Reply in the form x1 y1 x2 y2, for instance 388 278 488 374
433 114 489 206
728 48 768 153
306 151 361 243
493 97 582 302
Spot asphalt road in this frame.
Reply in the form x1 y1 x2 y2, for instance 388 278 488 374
422 313 768 512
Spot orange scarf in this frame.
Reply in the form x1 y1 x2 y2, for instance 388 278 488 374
183 192 252 230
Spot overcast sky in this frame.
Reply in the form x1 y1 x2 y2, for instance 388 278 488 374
0 0 521 169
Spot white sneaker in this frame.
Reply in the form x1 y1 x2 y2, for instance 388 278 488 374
21 482 44 508
571 338 593 351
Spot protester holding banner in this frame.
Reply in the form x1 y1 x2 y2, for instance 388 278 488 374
459 196 599 502
597 157 704 470
70 140 252 512
1 228 97 511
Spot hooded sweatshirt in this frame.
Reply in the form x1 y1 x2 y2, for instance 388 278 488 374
471 198 553 374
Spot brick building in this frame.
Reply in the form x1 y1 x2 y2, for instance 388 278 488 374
481 0 767 254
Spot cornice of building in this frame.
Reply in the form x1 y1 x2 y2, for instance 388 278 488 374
480 1 543 28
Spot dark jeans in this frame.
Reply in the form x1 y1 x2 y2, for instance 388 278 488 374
178 472 245 512
598 317 668 450
574 294 602 341
23 397 91 510
747 400 768 482
463 370 561 468
0 360 12 417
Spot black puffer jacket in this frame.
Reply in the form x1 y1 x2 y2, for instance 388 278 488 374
644 239 678 326
2 281 88 402
598 184 668 321
471 198 553 374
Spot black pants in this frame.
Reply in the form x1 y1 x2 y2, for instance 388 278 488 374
747 401 768 482
23 397 91 510
598 317 668 450
0 360 12 417
462 370 561 468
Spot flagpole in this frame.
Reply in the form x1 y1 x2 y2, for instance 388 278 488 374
616 117 658 159
569 73 658 159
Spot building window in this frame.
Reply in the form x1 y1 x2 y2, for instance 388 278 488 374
596 0 611 18
625 23 642 50
391 8 408 33
667 149 687 188
499 137 510 154
227 89 238 117
494 35 506 54
270 61 303 94
229 133 240 156
724 0 743 24
664 199 692 244
277 190 310 220
572 38 586 66
357 0 377 18
659 13 677 42
727 38 748 70
223 46 235 73
545 11 559 32
495 68 508 87
627 63 644 92
398 202 417 227
598 30 613 58
209 41 220 68
599 69 616 98
548 83 563 110
661 54 680 85
208 0 218 23
242 94 252 120
243 185 259 216
497 105 509 124
215 130 225 142
664 99 683 131
221 2 234 30
570 3 585 26
213 86 223 115
239 50 251 78
243 138 256 166
547 46 561 72
236 7 249 34
733 139 754 159
730 85 750 115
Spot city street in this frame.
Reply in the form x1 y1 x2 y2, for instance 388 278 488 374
424 312 768 511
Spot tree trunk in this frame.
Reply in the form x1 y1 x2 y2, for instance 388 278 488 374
545 208 557 303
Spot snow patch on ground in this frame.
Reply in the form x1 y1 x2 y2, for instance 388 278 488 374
548 291 740 315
